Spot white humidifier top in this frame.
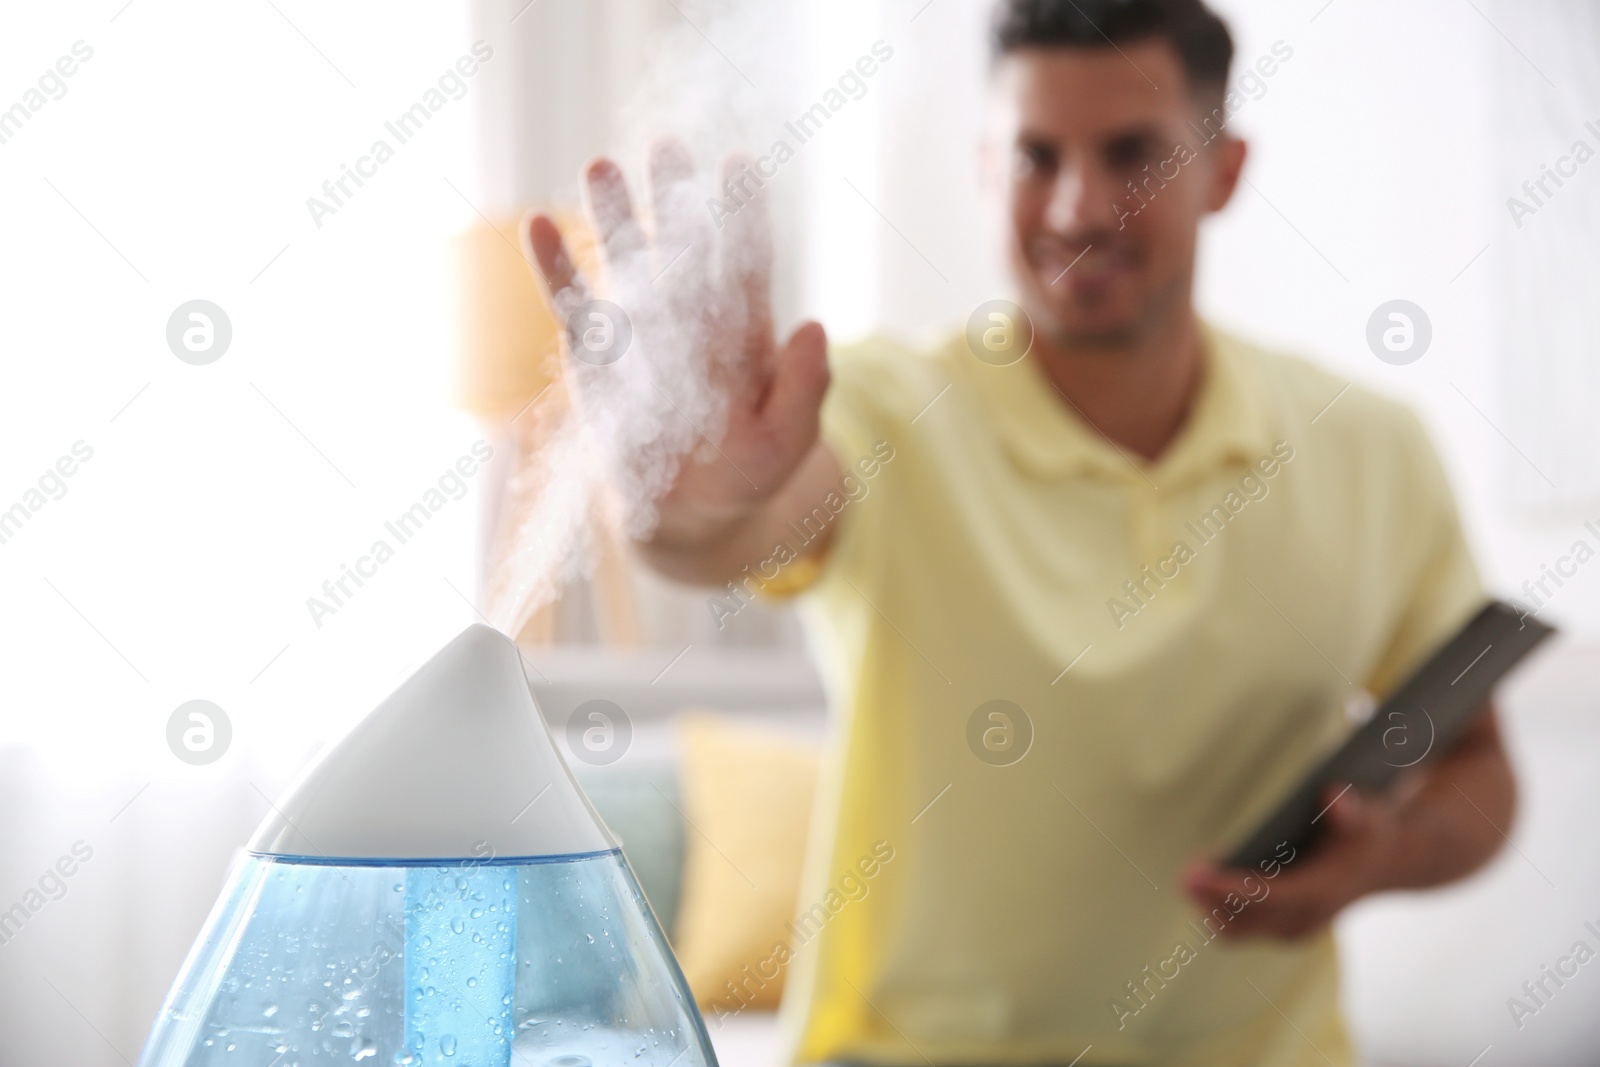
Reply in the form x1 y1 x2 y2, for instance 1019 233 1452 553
248 623 615 861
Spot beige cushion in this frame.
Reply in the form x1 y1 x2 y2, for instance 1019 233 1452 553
671 713 820 1013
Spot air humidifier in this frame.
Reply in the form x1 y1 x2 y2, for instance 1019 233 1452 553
138 625 717 1067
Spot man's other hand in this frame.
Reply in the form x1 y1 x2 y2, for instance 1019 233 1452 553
1182 785 1399 940
1180 706 1515 941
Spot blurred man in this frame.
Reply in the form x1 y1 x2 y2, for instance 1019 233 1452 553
525 0 1514 1062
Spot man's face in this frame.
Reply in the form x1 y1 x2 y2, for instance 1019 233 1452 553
986 40 1244 347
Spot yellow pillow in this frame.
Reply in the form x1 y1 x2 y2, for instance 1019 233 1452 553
671 713 820 1017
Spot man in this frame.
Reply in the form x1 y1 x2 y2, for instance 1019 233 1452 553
524 0 1516 1062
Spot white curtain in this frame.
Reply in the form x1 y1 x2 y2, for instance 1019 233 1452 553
0 745 312 1065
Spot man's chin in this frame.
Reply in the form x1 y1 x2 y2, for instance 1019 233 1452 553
1049 324 1141 349
1034 303 1144 349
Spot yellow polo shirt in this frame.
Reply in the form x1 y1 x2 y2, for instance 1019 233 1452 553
773 325 1483 1067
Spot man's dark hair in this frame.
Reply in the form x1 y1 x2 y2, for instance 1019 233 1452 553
991 0 1234 103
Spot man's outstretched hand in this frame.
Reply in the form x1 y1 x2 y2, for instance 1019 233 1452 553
522 138 831 548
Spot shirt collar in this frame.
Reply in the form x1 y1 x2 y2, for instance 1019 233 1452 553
951 321 1275 489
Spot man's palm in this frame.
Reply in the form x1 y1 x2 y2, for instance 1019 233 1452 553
522 138 829 528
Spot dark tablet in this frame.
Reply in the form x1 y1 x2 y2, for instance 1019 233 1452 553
1223 599 1556 871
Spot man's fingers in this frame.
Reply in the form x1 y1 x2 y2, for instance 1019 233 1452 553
1182 859 1253 898
647 137 696 204
523 212 591 319
1216 903 1316 940
647 136 717 352
582 157 648 285
761 321 830 445
717 151 775 367
1183 861 1332 941
1324 784 1369 833
647 138 710 273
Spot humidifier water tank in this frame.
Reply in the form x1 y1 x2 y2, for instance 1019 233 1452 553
137 625 717 1067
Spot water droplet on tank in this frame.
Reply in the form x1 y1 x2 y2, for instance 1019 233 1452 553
439 1034 457 1057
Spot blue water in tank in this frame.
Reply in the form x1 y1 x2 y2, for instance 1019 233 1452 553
137 848 716 1067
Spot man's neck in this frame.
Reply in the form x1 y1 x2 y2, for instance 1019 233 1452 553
1033 311 1206 464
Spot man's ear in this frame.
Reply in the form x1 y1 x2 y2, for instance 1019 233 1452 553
1207 136 1248 213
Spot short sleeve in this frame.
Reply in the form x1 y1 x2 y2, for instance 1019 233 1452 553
1362 411 1486 699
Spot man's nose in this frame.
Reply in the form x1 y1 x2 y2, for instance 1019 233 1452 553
1044 161 1124 234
